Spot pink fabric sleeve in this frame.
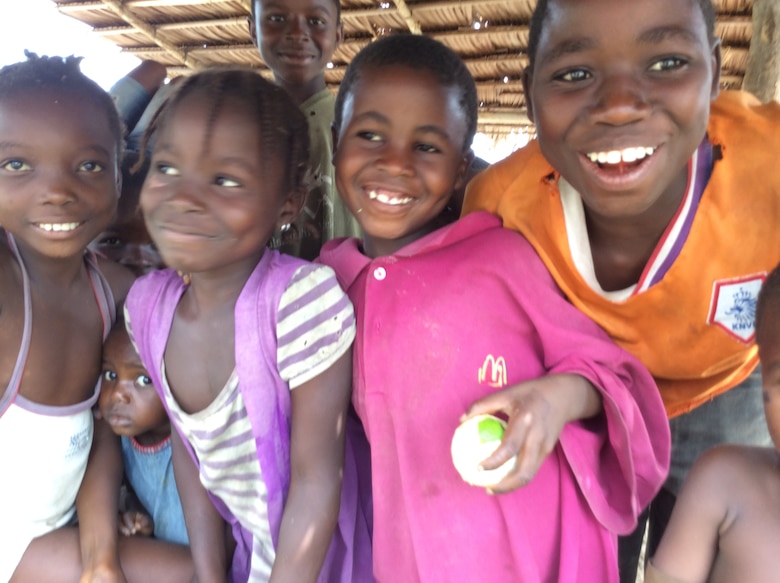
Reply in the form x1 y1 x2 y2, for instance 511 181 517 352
502 230 671 534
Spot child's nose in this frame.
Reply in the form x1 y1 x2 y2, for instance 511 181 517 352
590 72 651 126
168 178 207 211
376 144 414 176
113 382 132 403
286 15 309 40
40 169 78 205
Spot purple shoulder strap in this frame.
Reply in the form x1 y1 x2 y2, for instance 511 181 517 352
1 235 115 416
233 250 307 545
0 233 32 416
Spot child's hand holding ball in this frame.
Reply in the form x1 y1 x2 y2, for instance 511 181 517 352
451 414 516 489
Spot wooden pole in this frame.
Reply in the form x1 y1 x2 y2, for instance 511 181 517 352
742 0 780 103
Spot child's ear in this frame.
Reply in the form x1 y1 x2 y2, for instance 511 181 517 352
330 122 339 162
115 165 123 200
335 20 344 47
521 66 535 123
454 149 475 192
277 189 305 228
248 14 258 47
709 39 722 101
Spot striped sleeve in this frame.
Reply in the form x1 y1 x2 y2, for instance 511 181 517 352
276 264 356 389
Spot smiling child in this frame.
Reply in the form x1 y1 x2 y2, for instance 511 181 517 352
319 33 669 582
463 0 780 579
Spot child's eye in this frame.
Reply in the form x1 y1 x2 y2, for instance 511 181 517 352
308 16 326 26
648 57 687 72
156 163 180 176
79 160 105 173
266 14 285 23
102 370 118 382
135 374 153 387
1 159 31 172
97 236 122 247
215 175 241 188
555 69 592 83
416 143 441 154
357 131 382 143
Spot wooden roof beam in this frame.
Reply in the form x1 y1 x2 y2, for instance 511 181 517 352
92 17 251 35
389 0 422 35
97 0 201 67
58 0 239 10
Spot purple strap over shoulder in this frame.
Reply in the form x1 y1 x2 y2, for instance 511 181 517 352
1 232 115 416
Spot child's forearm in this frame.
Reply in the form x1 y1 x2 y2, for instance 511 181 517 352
270 351 353 582
551 373 603 423
76 418 124 574
645 561 692 583
269 474 342 583
171 429 229 583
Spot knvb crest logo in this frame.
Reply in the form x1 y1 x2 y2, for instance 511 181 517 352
707 274 766 343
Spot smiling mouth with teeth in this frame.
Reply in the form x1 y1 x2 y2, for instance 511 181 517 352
367 189 413 206
37 222 80 232
585 146 656 167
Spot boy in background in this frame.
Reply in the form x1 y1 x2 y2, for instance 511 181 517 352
249 0 362 260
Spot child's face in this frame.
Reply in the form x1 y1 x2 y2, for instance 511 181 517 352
91 210 163 277
99 327 169 445
758 305 780 451
141 95 298 277
253 0 342 89
0 91 120 258
334 65 471 257
525 0 720 221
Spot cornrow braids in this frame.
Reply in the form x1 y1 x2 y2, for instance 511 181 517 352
142 67 310 202
0 51 123 154
526 0 717 72
334 34 478 153
756 263 780 345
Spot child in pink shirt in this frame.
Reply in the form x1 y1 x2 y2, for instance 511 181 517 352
318 34 670 582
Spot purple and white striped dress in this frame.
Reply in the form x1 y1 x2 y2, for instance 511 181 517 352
150 265 355 580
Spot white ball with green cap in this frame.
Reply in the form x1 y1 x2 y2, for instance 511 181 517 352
451 414 516 488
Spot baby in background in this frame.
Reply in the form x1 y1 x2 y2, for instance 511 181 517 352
99 316 188 546
647 262 780 583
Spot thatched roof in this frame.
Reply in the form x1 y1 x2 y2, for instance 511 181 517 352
52 0 753 138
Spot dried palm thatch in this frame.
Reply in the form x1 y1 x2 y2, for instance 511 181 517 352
52 0 753 140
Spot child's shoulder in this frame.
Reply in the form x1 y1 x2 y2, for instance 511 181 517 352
685 444 780 505
452 212 551 272
709 90 780 147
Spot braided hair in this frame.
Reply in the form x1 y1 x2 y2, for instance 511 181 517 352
0 51 123 154
141 67 310 204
